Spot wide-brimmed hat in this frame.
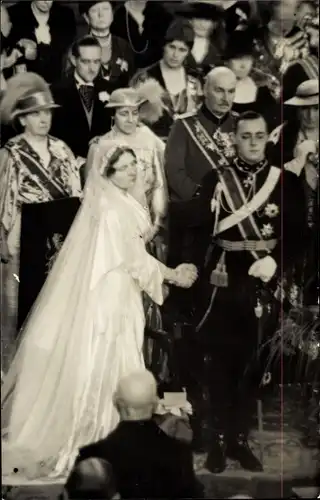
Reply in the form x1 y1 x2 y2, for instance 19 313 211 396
78 0 114 17
173 1 223 21
285 79 319 106
0 72 59 125
105 88 145 108
107 79 164 125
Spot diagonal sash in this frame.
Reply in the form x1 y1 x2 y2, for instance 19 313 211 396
217 168 280 234
182 117 230 172
218 167 280 260
182 116 281 259
9 146 69 199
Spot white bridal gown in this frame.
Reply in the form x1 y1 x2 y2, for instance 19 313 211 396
1 156 164 480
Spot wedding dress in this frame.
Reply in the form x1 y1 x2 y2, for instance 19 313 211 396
1 145 164 480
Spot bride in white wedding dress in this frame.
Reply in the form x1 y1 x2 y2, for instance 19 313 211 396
1 143 197 480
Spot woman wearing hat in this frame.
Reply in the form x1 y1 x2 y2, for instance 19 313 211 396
174 2 225 80
86 81 167 246
282 13 319 102
0 72 82 371
268 79 319 307
78 1 135 94
130 18 202 140
86 81 168 368
223 29 280 131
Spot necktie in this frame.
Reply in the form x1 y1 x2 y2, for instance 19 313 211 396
79 85 94 112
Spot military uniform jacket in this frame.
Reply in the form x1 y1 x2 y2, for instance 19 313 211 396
199 160 306 283
165 106 238 202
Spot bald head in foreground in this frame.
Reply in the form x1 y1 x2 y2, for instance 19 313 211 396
76 369 204 498
114 369 158 420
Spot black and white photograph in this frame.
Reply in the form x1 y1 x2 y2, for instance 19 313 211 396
0 1 319 499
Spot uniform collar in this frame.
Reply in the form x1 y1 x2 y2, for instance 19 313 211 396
235 156 268 175
201 105 232 126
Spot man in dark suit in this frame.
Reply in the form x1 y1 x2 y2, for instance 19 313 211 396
74 370 203 499
50 35 111 168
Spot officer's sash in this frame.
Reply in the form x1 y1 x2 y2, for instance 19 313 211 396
182 116 281 260
182 117 230 172
217 166 280 260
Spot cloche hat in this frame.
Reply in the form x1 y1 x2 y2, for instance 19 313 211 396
106 79 164 125
78 0 114 17
0 72 59 125
173 1 223 21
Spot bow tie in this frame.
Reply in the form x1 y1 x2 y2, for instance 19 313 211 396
78 84 94 111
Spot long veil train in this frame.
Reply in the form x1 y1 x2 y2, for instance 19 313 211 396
1 147 163 480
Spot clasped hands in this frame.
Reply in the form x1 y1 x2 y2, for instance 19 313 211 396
173 263 198 288
248 256 277 283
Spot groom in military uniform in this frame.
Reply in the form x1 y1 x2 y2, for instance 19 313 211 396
184 111 306 473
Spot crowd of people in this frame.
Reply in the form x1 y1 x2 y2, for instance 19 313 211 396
0 0 319 497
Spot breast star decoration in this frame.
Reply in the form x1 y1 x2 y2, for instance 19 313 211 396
261 223 274 238
243 175 254 188
213 131 236 158
264 203 279 218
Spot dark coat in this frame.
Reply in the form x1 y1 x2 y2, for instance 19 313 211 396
50 75 111 159
78 30 136 94
132 61 202 140
111 2 173 69
165 106 238 202
185 43 221 84
77 419 203 499
8 1 76 83
194 162 307 345
96 35 135 94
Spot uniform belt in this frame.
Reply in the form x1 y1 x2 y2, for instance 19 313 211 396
216 238 277 252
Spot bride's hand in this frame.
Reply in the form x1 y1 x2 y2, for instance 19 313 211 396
174 263 198 288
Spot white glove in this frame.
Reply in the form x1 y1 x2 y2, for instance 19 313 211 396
248 256 277 283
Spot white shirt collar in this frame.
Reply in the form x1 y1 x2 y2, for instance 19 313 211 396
74 72 94 88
